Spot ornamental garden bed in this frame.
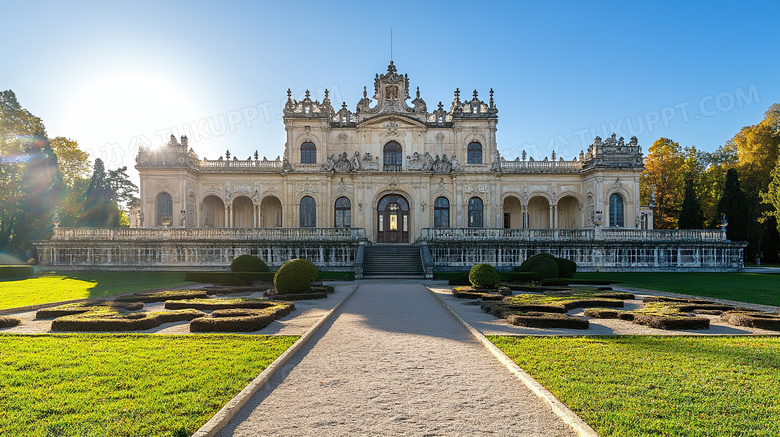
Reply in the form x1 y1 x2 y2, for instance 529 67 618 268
452 286 511 300
505 311 589 329
115 289 208 303
163 297 279 311
51 309 204 332
479 288 630 328
203 286 269 295
189 302 295 332
36 300 144 319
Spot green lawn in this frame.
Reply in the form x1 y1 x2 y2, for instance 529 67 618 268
0 334 298 436
0 271 196 310
573 272 780 307
490 336 780 437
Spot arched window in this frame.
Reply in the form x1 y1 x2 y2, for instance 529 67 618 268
609 193 624 228
383 141 402 172
468 197 483 228
301 142 316 164
299 196 316 228
434 197 450 228
467 142 482 164
334 197 351 228
156 192 173 226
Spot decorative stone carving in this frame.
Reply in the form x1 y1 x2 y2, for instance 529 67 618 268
295 181 318 194
464 183 489 194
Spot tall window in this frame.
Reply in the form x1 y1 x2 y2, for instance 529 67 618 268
300 196 316 227
334 197 351 228
383 141 402 172
433 197 450 228
467 142 482 164
468 197 483 228
609 193 624 228
301 142 316 164
156 192 173 226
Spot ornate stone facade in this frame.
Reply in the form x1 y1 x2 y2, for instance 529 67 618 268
133 62 651 243
35 62 746 273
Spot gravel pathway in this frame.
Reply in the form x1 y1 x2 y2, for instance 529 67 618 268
217 281 576 436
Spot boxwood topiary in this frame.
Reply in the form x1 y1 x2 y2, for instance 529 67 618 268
468 263 501 289
274 258 319 294
230 254 269 272
0 316 21 328
518 253 559 281
554 257 577 278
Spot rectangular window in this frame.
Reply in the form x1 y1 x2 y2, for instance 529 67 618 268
390 215 398 231
379 215 384 231
403 215 408 232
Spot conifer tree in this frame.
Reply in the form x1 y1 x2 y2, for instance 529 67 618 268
678 176 704 229
717 169 750 242
78 158 119 227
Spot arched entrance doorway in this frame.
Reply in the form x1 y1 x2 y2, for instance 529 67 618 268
377 194 409 243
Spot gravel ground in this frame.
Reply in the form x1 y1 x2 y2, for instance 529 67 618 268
217 281 576 437
0 283 357 336
428 283 780 336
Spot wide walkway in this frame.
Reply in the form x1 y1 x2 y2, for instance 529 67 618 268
217 282 576 436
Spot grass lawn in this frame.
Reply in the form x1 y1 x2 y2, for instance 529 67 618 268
0 271 196 310
573 272 780 307
490 336 780 437
0 333 298 436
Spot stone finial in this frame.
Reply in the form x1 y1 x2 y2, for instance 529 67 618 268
416 86 420 98
324 89 329 100
363 86 367 98
225 150 231 160
342 101 348 110
438 101 444 110
254 150 259 160
489 88 495 108
286 89 292 101
473 89 478 99
181 135 188 146
305 89 310 99
454 88 460 101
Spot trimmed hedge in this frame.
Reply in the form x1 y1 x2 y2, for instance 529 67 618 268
204 286 268 296
469 264 501 288
721 310 780 331
116 289 208 303
499 271 534 283
541 278 570 286
274 259 319 294
164 298 277 311
518 253 559 281
554 257 577 278
631 313 710 330
51 309 204 332
36 301 144 319
583 308 621 319
0 265 34 280
568 279 618 285
506 312 589 329
189 302 294 332
452 286 509 301
317 271 355 281
593 291 635 300
269 291 327 301
184 271 275 286
230 254 270 273
0 316 21 328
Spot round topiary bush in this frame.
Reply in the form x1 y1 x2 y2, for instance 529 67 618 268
230 254 269 272
468 263 501 289
554 257 577 279
274 258 319 294
518 253 559 281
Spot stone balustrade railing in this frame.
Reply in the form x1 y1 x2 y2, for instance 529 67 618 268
421 227 727 242
200 159 283 171
51 227 366 242
601 228 725 242
499 160 582 173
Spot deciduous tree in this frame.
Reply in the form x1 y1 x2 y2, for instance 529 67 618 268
641 137 684 228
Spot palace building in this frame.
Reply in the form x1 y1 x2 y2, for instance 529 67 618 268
35 63 745 274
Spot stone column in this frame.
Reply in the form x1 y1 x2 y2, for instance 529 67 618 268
552 205 558 229
253 205 258 228
548 205 554 229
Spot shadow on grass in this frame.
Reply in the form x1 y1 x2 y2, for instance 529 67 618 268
52 271 196 299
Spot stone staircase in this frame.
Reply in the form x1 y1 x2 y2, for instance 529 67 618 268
362 245 424 278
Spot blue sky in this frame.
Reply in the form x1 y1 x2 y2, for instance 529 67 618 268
1 1 777 181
